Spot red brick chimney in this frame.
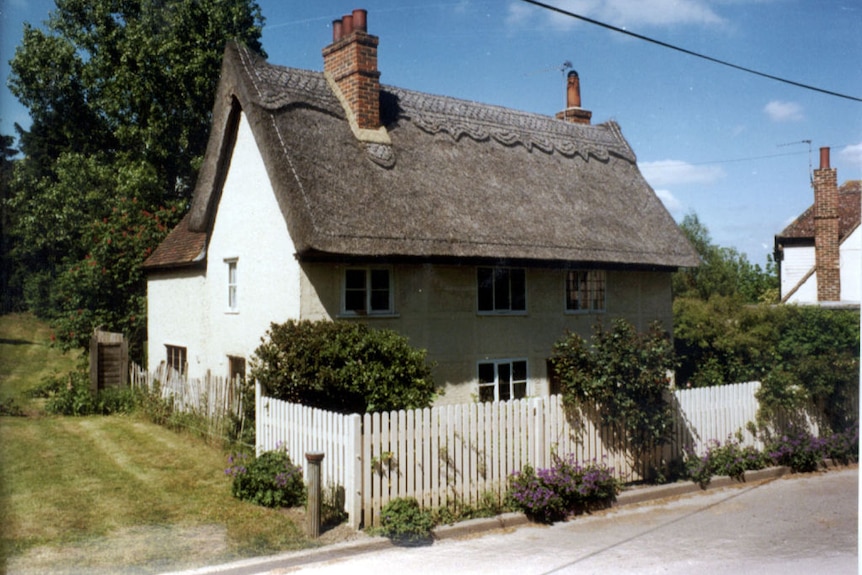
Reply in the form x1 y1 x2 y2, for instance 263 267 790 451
322 8 381 131
813 146 841 302
555 71 592 125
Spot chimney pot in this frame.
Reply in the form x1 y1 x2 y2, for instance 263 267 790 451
342 14 353 35
819 147 830 170
566 70 582 109
332 19 343 42
352 9 367 32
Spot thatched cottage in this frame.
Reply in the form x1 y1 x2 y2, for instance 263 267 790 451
774 147 861 305
143 9 698 404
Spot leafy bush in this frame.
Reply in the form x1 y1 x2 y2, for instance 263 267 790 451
549 319 676 453
251 320 437 414
43 369 137 416
507 457 619 524
225 447 305 508
377 497 435 543
684 435 768 488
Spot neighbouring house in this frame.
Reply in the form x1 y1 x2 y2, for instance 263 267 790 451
143 9 698 404
774 147 861 306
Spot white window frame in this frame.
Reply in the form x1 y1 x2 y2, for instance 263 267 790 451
341 267 394 316
565 269 606 313
477 359 528 402
477 267 527 314
226 258 238 312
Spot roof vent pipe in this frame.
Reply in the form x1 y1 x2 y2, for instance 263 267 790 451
820 146 830 170
352 9 367 32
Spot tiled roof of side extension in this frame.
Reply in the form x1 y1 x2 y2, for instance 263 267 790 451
148 42 700 271
777 180 862 242
142 214 206 270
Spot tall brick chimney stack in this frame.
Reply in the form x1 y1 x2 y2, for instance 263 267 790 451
555 71 592 125
813 146 841 302
323 8 381 131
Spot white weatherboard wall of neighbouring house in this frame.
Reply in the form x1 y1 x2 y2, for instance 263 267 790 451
202 111 302 376
781 245 817 304
839 226 861 302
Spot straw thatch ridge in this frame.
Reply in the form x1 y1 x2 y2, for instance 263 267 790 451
147 41 699 271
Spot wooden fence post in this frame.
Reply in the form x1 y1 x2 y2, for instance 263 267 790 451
305 452 325 538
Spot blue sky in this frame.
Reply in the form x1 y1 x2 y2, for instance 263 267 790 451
2 0 861 265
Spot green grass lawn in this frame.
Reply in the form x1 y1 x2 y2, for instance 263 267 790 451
0 314 311 573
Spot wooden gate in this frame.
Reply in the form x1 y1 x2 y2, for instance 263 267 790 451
89 329 128 392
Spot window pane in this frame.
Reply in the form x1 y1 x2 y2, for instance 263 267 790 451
498 363 511 401
345 269 367 312
370 269 390 311
512 360 527 382
345 269 366 290
493 268 510 310
512 381 527 399
510 269 526 311
477 268 494 311
479 384 496 402
478 363 495 384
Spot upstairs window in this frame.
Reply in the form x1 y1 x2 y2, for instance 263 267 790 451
478 267 526 313
478 359 528 402
226 259 238 312
565 270 605 313
165 345 187 376
343 268 393 315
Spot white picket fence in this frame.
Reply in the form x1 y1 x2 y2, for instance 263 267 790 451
256 380 794 529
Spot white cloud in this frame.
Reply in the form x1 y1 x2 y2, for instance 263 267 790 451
764 100 804 122
839 143 862 166
638 159 725 186
655 189 684 218
506 0 725 31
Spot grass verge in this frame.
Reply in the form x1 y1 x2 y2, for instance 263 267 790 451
0 314 312 573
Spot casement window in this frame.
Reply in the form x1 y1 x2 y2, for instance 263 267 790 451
226 259 238 312
477 267 526 313
478 359 528 402
342 267 393 315
565 270 606 313
165 345 187 375
228 355 246 383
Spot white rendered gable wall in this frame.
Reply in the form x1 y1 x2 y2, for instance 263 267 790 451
782 227 861 304
840 226 861 303
202 111 301 377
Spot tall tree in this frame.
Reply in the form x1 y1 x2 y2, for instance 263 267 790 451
5 0 265 358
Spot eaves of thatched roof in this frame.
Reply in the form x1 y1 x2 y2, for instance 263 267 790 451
145 42 699 271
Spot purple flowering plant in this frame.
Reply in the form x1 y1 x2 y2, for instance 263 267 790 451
507 455 619 523
225 445 305 508
684 435 767 488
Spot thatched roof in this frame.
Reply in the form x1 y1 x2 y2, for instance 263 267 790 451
776 180 861 244
145 42 698 270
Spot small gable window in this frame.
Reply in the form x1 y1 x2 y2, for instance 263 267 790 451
478 267 526 313
226 258 238 312
343 267 393 315
565 270 605 313
478 359 528 402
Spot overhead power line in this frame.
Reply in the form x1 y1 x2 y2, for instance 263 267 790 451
518 0 862 103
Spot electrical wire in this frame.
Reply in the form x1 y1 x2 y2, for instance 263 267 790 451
518 0 862 103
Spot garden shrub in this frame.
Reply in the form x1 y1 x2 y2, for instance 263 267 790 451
549 319 676 454
251 319 437 414
225 446 305 508
507 456 619 524
377 497 435 543
43 369 137 416
684 435 768 488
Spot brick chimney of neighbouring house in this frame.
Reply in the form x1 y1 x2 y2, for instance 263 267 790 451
555 70 592 125
814 146 841 302
322 8 381 131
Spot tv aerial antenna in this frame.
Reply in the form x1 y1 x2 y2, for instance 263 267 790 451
778 139 812 183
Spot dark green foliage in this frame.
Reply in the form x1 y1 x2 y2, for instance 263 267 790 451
672 213 778 303
549 319 676 453
684 435 768 488
5 0 264 350
251 320 437 414
226 448 306 508
377 497 435 543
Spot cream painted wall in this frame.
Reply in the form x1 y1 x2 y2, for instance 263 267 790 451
300 262 673 405
146 269 206 373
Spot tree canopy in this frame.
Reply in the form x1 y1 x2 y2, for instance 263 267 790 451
4 0 265 358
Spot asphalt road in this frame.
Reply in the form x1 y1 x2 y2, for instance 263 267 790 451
180 467 858 575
